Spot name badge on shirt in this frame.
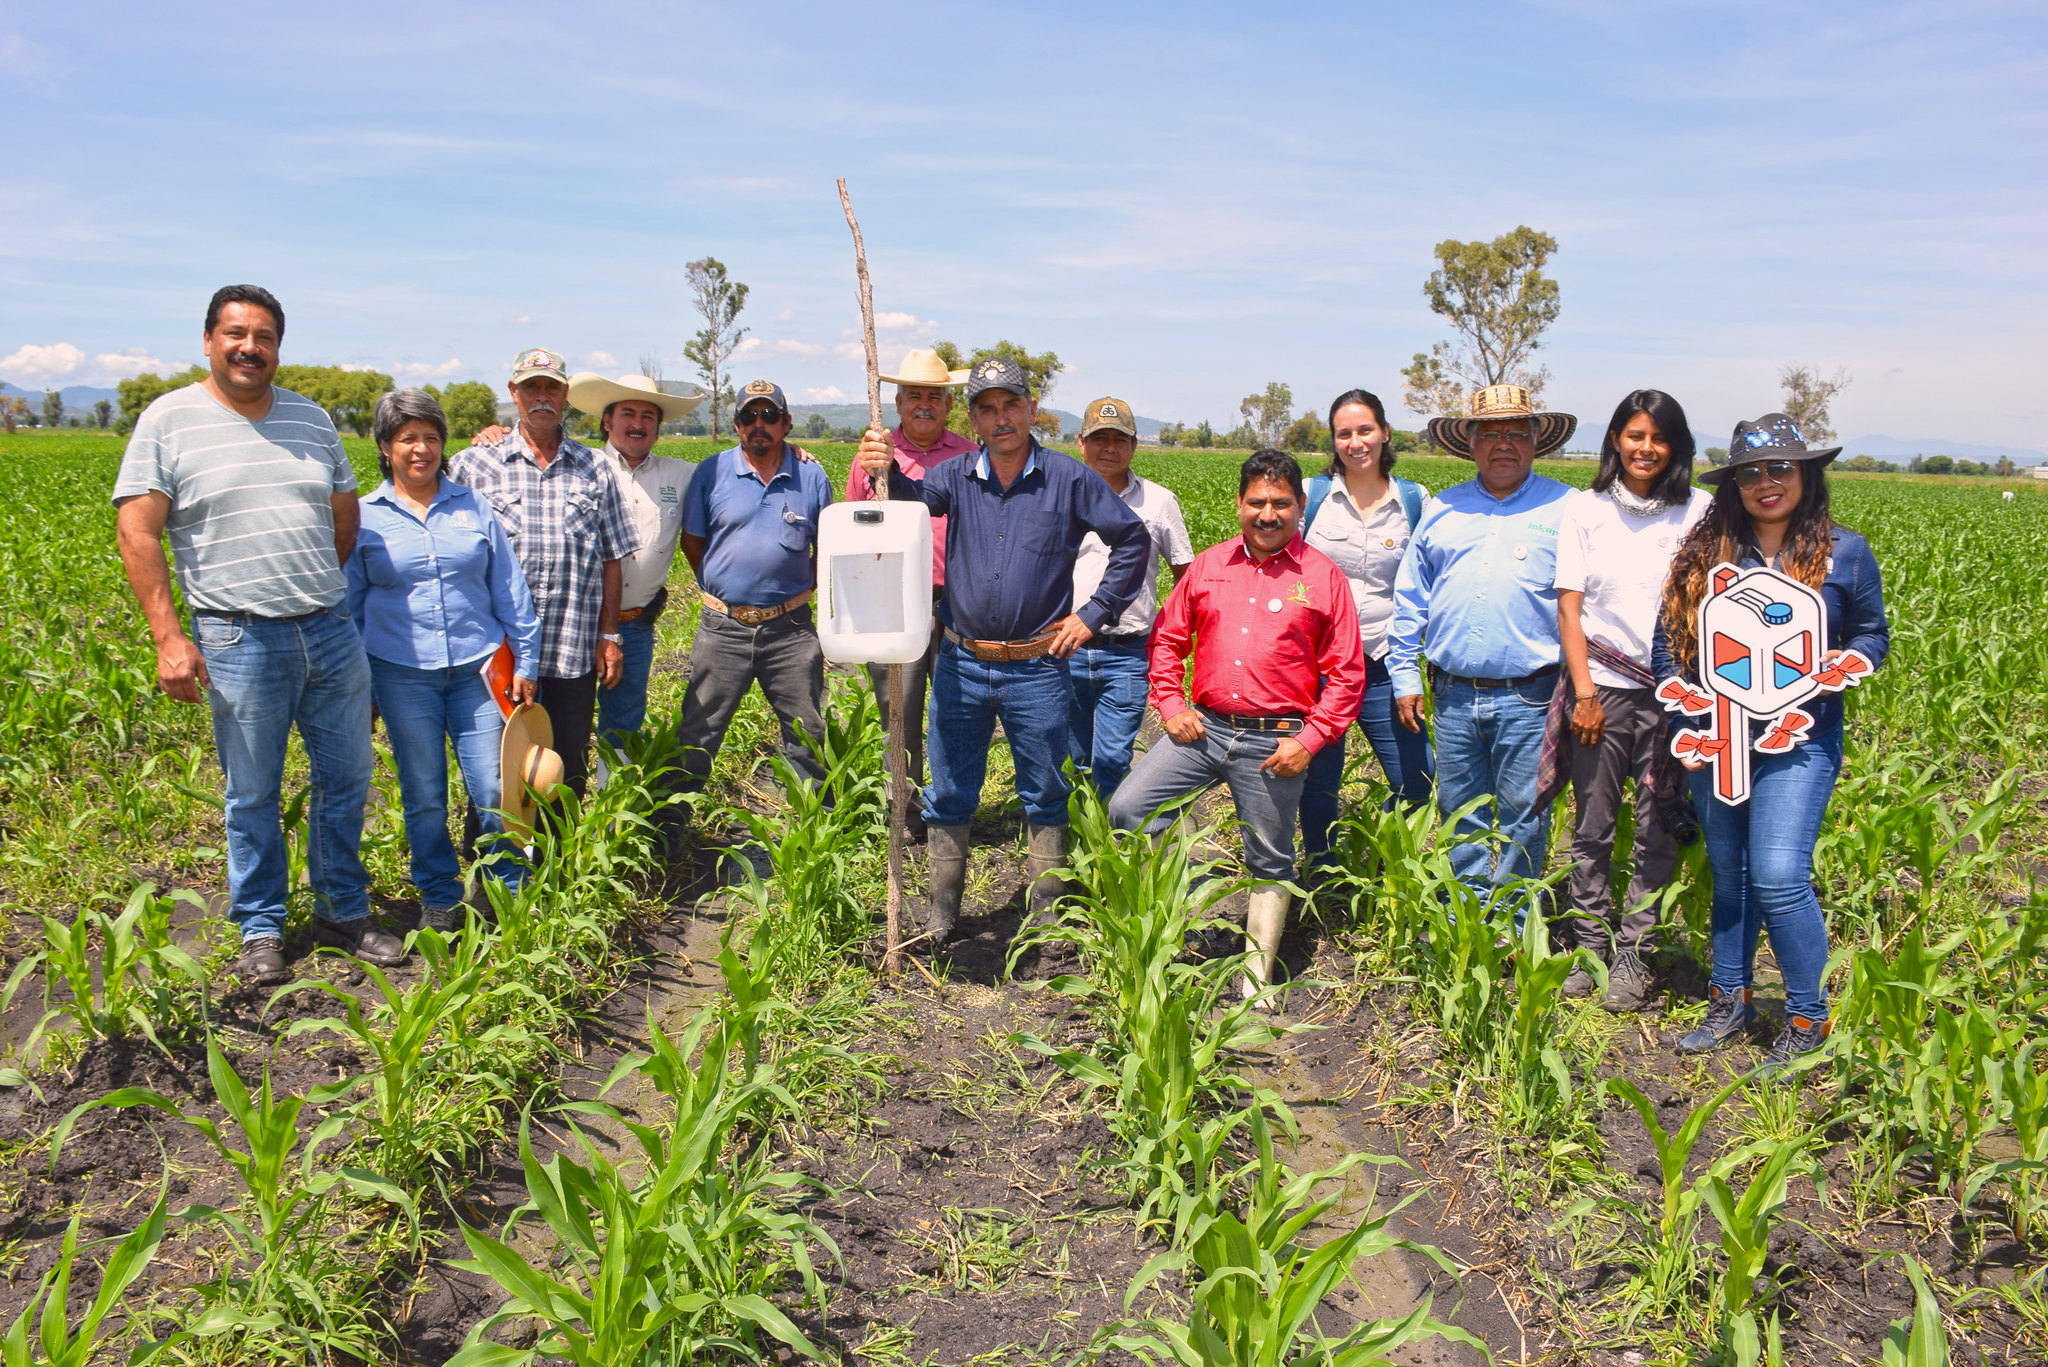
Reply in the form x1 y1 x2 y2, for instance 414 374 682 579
660 485 678 503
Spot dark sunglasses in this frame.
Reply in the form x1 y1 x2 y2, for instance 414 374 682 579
735 407 785 427
1730 459 1801 489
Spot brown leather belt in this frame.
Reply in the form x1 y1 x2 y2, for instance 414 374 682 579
943 626 1058 663
618 585 668 624
1430 662 1560 691
701 588 812 626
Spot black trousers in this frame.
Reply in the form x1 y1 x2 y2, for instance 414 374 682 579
865 589 945 784
540 669 600 797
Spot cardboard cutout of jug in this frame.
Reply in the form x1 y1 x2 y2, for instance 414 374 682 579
1654 562 1873 805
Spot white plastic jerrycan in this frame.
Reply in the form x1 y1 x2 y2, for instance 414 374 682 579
815 501 934 665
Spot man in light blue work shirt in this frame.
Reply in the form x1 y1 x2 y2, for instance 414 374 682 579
1388 385 1578 912
674 379 835 790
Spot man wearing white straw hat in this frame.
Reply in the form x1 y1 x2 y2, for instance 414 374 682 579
844 348 978 830
567 371 704 779
1387 383 1577 920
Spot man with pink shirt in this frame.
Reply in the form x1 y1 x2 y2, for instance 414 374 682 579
1109 449 1365 1001
844 348 978 832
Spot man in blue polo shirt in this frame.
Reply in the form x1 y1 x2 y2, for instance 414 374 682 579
674 379 835 789
1388 384 1577 918
856 356 1148 956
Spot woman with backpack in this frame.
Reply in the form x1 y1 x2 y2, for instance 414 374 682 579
1297 388 1435 876
1553 389 1712 1011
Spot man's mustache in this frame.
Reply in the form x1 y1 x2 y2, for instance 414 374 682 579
228 351 265 367
909 407 938 421
525 402 558 416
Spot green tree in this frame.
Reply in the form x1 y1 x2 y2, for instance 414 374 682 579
427 381 500 439
117 366 209 425
1704 445 1730 467
1912 454 1955 475
1221 421 1258 449
681 257 749 440
1283 409 1329 454
935 339 1065 440
805 412 828 439
1 396 26 434
1238 382 1293 448
91 398 112 428
41 389 63 428
274 365 393 437
1778 364 1850 446
1400 225 1561 417
1155 421 1183 447
1193 419 1216 449
1994 455 2017 477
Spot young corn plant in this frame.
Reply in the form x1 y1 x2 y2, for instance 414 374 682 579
1966 1039 2048 1249
1105 1110 1485 1367
1500 910 1600 1136
2 1191 167 1367
1600 1074 1752 1327
1011 789 1287 1231
1 882 206 1063
278 919 544 1184
1412 875 1511 1073
50 1035 414 1364
1697 1136 1821 1365
1880 1255 1952 1367
1903 1001 2008 1205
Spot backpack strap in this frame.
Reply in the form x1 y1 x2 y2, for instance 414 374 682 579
1303 474 1331 535
1396 478 1423 532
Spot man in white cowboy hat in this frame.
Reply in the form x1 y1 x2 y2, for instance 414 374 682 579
1387 383 1577 916
449 348 640 798
843 347 980 824
673 379 836 790
565 371 704 773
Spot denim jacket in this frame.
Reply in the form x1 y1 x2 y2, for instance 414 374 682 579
1650 527 1889 744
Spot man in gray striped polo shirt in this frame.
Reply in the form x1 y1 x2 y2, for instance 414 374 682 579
114 284 404 985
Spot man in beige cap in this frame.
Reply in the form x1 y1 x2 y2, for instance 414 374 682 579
566 372 704 771
1068 396 1193 797
844 348 979 826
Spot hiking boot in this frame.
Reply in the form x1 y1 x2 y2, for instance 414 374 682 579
418 904 461 937
1602 948 1651 1014
1756 1015 1833 1081
313 916 408 967
923 824 970 949
235 935 288 986
1562 961 1599 998
1677 984 1756 1053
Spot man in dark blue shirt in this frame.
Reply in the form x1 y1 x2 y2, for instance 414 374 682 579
857 356 1147 956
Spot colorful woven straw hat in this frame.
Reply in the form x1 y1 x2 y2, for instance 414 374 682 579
1427 384 1577 459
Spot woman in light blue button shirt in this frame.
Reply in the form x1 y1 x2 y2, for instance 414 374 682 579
345 389 541 931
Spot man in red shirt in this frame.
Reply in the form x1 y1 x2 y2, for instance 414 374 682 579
844 349 978 831
1109 449 1366 1000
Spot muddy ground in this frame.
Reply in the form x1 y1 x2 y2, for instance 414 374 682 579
0 806 2036 1364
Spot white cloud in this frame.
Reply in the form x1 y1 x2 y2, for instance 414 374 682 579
800 386 846 402
92 347 172 381
769 339 825 356
502 315 532 325
391 358 469 381
585 350 618 370
777 309 796 323
732 337 764 357
834 342 867 361
0 342 84 384
874 312 941 343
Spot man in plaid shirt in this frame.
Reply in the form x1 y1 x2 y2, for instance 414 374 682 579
449 348 639 795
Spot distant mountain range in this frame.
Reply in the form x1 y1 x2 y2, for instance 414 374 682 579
0 381 123 409
1840 434 2044 465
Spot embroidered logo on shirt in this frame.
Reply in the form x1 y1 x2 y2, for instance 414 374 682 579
449 510 476 529
1287 581 1312 607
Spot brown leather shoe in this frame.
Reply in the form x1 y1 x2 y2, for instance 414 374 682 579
313 917 408 967
235 936 289 986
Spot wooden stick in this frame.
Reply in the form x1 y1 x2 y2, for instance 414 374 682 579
837 176 906 981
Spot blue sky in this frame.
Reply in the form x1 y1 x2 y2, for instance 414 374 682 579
3 1 2043 453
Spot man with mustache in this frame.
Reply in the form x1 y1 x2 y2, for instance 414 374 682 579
1108 449 1364 1004
856 356 1148 958
844 348 979 832
1388 384 1577 918
673 379 835 790
449 348 639 797
113 284 399 985
566 372 703 781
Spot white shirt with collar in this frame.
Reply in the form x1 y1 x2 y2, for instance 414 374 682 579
603 443 694 611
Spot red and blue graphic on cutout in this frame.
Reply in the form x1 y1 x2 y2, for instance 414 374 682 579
1655 562 1873 806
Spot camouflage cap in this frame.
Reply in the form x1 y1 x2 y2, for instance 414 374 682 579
1079 397 1137 439
964 355 1031 402
509 348 569 384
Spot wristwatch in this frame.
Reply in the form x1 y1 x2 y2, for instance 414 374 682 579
600 632 622 644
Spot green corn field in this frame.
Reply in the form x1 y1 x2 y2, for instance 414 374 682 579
0 428 2039 1364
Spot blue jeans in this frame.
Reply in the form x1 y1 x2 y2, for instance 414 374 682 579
195 607 373 943
596 614 658 749
1066 640 1150 798
925 640 1074 828
1432 674 1556 913
1691 730 1841 1022
370 658 522 911
1109 716 1304 882
1300 655 1437 864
